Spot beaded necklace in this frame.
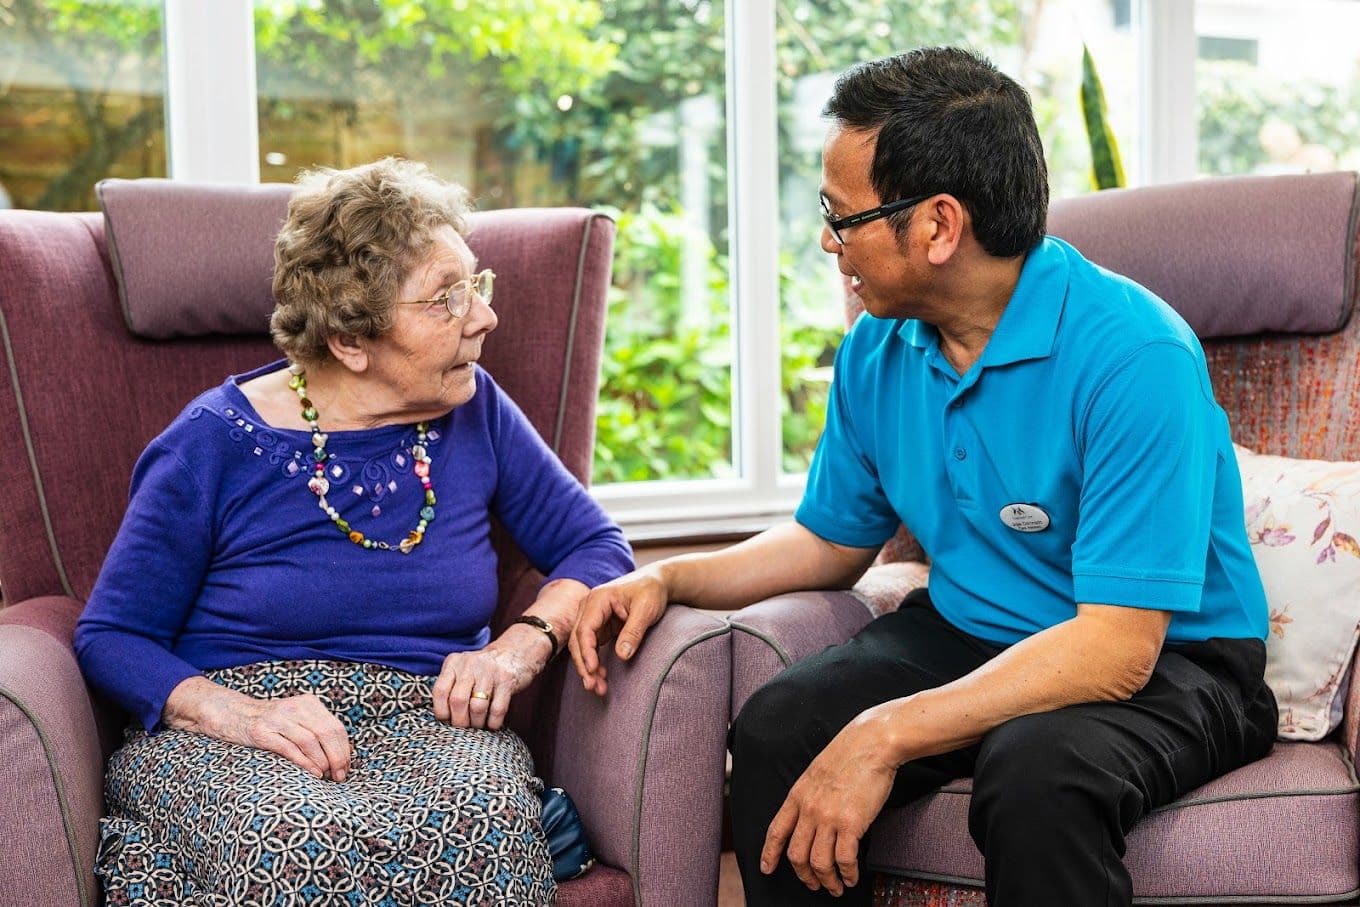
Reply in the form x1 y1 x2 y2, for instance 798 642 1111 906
288 364 436 554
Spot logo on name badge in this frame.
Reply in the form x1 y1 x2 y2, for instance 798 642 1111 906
999 503 1050 533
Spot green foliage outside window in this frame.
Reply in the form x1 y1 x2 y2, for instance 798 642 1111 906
592 204 843 483
1197 59 1360 177
9 2 1360 487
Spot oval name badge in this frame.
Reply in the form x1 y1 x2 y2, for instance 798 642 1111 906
999 503 1050 533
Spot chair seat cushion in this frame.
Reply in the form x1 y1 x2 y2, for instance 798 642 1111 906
867 741 1359 902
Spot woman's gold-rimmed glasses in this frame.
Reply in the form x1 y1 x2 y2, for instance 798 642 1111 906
398 269 496 319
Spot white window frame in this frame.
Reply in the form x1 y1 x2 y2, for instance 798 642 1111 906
162 0 1201 540
163 0 259 184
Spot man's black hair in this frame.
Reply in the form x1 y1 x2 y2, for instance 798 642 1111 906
823 46 1049 257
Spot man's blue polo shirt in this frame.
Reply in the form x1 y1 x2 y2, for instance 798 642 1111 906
796 236 1267 645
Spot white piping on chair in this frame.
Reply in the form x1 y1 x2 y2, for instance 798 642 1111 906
628 621 731 906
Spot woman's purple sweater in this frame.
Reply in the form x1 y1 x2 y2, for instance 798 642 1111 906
75 361 634 731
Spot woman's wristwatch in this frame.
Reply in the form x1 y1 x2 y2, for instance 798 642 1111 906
512 614 561 659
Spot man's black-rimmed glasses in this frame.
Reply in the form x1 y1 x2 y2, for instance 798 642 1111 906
820 192 934 245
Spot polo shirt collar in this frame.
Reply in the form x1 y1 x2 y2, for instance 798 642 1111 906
978 236 1069 368
895 236 1070 368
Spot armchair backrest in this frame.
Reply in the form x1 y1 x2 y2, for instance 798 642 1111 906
0 191 615 747
851 171 1360 566
1045 171 1360 459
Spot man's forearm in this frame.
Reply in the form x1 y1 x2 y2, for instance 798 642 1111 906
868 607 1170 766
653 522 879 611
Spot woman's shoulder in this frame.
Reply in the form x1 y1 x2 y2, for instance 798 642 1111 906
150 361 295 461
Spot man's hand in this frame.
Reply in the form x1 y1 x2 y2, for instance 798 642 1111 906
761 711 899 896
569 568 669 696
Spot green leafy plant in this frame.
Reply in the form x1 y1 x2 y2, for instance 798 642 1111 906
1080 42 1126 190
1198 59 1360 176
593 205 733 484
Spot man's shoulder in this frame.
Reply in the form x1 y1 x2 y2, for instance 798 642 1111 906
1055 242 1201 366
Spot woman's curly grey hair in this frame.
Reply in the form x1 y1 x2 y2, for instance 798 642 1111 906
270 157 472 366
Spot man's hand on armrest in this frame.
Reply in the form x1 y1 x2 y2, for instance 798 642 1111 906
568 522 879 696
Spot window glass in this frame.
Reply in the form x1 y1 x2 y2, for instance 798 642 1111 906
254 0 731 486
776 0 1139 473
1197 0 1360 177
0 0 166 211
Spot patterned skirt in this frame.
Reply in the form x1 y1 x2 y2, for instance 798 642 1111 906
97 660 557 906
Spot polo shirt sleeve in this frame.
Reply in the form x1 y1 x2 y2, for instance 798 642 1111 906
1071 340 1216 612
795 340 900 549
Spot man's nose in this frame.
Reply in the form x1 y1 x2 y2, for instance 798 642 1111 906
820 223 841 254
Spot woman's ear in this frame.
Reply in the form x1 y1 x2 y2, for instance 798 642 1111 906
325 333 369 374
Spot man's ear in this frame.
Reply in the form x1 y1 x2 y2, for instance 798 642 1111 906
923 194 968 266
325 332 369 374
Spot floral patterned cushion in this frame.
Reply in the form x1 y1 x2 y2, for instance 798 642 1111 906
1236 444 1360 740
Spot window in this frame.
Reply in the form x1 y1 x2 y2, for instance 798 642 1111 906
1198 35 1258 64
0 0 166 212
252 1 733 490
5 0 1350 535
1196 0 1360 178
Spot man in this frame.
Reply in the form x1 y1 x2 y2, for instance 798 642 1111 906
569 47 1277 906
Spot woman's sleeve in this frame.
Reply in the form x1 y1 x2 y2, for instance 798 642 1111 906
74 440 215 732
487 383 634 588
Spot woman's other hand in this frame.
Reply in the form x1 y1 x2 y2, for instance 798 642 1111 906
432 637 542 731
163 676 352 781
568 568 669 698
432 578 583 731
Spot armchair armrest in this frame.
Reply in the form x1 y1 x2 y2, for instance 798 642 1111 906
728 590 872 719
1343 644 1360 762
548 605 730 907
0 596 105 907
727 561 927 717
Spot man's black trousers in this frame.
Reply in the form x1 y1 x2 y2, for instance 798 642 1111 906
728 589 1278 906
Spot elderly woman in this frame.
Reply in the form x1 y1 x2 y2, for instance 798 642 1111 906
73 158 632 905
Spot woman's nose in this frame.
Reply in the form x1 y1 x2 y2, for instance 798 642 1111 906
464 292 497 335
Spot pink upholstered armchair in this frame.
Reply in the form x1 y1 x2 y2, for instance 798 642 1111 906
0 182 730 907
729 171 1360 905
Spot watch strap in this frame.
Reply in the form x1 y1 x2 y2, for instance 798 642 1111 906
512 614 561 658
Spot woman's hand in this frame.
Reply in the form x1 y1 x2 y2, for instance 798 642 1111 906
431 578 585 730
569 568 669 697
432 625 551 730
164 676 352 781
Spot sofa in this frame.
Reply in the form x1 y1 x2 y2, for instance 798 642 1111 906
731 171 1360 905
0 181 731 907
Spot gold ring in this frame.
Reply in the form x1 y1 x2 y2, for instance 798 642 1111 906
471 690 491 700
